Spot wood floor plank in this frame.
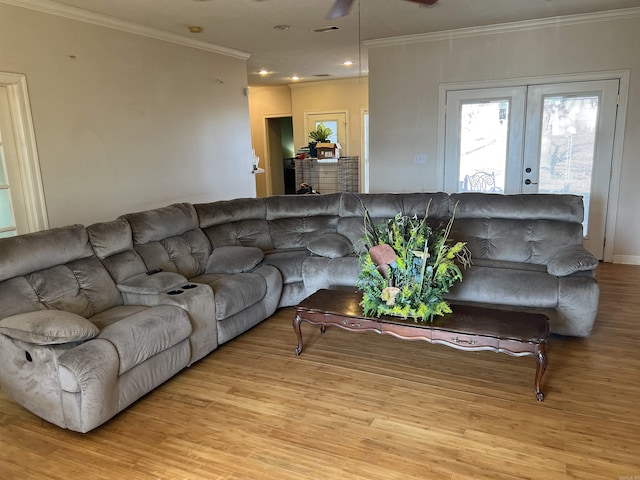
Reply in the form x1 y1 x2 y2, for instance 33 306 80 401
1 262 639 478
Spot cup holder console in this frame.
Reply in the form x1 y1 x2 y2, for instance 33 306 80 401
181 284 197 289
167 290 184 295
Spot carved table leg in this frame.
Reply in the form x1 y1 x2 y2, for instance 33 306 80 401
534 345 547 401
293 313 304 356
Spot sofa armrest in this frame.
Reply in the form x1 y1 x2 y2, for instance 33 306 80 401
0 310 99 345
58 339 120 432
117 271 188 295
547 245 599 276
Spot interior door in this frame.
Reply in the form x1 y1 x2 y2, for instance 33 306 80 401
444 79 619 259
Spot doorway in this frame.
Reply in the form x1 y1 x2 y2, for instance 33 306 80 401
0 73 48 235
261 116 294 196
443 78 621 259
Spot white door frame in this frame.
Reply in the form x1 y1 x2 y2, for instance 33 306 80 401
0 72 48 232
438 70 630 263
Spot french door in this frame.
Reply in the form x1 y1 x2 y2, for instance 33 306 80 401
444 79 620 259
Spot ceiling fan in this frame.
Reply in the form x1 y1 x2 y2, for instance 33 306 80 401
327 0 439 19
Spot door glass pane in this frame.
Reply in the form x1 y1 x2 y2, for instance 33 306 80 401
315 120 338 144
459 100 507 192
0 147 6 184
538 95 598 234
0 188 16 230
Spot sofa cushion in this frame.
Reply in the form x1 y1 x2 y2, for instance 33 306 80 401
206 246 264 274
263 249 309 283
451 192 585 223
0 225 93 283
124 203 199 244
116 271 188 295
190 272 268 320
306 233 353 258
0 310 99 345
87 218 133 260
97 305 191 375
547 246 599 276
89 305 148 330
446 266 558 308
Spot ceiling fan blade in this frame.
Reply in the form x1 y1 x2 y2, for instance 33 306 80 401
327 0 355 19
408 0 439 5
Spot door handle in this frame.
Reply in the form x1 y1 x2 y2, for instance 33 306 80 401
524 179 538 185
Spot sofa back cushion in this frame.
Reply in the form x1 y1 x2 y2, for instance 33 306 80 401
266 194 342 249
195 198 273 250
0 225 123 320
123 203 211 278
450 192 584 222
87 218 148 283
450 193 585 264
337 193 451 253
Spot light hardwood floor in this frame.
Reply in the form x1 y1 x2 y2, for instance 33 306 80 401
1 262 639 479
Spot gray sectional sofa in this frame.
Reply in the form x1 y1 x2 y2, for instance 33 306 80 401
0 192 599 432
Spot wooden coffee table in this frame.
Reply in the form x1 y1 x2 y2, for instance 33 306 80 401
293 289 550 401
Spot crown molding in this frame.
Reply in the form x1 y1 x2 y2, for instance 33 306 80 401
288 77 369 89
365 7 640 48
0 0 251 60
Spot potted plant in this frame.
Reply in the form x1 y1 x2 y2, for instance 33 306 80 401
356 201 471 322
308 123 333 157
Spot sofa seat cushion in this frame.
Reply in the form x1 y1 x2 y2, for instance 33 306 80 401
302 256 360 293
206 246 264 274
470 258 547 273
97 305 191 375
190 272 268 320
89 305 149 330
116 271 189 295
262 249 309 283
446 266 558 308
0 310 99 345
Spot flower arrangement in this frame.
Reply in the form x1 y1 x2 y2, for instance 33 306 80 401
355 201 471 322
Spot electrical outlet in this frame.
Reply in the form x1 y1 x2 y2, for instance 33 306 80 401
414 154 427 164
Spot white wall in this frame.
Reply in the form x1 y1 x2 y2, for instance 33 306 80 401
0 4 254 228
290 78 368 159
368 12 640 262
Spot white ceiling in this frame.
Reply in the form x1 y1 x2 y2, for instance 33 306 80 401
28 0 640 85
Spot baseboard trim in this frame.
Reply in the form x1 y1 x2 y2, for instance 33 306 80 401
612 255 640 265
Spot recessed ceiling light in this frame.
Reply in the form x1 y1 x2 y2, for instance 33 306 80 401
291 76 301 81
342 61 353 66
188 26 203 33
274 25 291 31
258 69 269 75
